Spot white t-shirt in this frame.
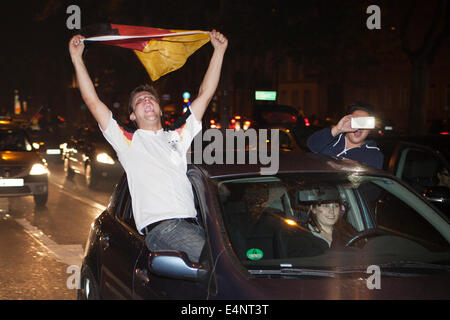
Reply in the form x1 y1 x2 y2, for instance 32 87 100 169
100 108 202 234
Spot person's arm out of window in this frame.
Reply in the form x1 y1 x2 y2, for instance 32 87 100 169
189 30 228 122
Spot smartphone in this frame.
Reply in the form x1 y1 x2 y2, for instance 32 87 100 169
351 117 375 129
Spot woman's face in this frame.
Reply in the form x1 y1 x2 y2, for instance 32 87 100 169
312 202 340 228
437 168 450 188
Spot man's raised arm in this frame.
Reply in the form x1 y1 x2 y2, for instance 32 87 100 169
69 35 111 131
189 30 228 121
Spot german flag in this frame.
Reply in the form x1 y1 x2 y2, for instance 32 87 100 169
82 24 210 81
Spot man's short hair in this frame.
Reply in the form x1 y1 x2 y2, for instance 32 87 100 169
346 102 374 116
128 84 160 115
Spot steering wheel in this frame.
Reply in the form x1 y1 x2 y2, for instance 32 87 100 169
345 228 391 247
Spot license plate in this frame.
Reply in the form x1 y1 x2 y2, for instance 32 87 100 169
0 179 24 187
46 149 61 155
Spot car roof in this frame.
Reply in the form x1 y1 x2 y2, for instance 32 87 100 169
191 151 385 179
253 103 298 114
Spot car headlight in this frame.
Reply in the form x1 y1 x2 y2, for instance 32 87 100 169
96 153 115 165
29 163 49 175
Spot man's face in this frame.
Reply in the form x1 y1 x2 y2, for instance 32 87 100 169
346 109 370 146
130 91 161 126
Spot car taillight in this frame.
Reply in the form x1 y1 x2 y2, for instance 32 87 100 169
304 118 310 127
243 121 251 130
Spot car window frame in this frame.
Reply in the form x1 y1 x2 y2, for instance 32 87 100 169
396 145 446 180
338 186 366 231
107 174 128 218
114 180 138 233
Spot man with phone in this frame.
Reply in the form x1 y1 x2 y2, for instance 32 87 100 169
306 102 384 169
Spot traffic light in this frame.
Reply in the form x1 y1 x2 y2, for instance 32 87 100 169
182 91 190 113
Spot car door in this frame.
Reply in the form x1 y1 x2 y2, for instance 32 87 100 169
99 181 144 299
132 176 211 299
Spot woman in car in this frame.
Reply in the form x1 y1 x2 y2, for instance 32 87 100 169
306 200 356 248
436 165 450 189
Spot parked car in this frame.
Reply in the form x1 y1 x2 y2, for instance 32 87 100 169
252 104 322 149
374 136 450 216
63 127 123 188
0 124 49 206
78 152 450 300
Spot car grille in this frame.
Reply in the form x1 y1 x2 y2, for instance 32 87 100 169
0 166 28 178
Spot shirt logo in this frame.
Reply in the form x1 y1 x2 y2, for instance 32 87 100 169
168 139 179 152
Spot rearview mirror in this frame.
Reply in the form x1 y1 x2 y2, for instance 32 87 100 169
148 251 209 282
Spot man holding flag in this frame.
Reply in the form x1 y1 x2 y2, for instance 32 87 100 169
69 29 227 263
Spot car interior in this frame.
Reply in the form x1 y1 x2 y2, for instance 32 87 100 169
219 178 364 261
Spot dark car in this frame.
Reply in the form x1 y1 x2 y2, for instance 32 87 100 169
0 125 49 206
261 126 303 152
252 104 322 149
63 127 124 188
78 152 450 300
374 136 450 216
27 128 67 163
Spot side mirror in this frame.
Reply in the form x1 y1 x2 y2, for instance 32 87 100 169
148 251 209 282
424 186 450 203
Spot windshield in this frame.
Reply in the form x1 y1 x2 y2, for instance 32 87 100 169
217 173 450 272
0 129 33 151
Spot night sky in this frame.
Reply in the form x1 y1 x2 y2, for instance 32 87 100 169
0 0 448 128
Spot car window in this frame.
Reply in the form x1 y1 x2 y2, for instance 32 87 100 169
107 175 127 216
216 173 450 271
358 181 448 250
120 194 135 228
397 148 445 193
0 129 33 151
114 182 135 228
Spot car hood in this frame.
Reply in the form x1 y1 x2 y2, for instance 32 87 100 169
0 151 41 166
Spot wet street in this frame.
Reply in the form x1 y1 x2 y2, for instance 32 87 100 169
0 159 116 300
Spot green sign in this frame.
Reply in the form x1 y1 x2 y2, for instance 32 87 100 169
255 91 277 101
246 248 264 261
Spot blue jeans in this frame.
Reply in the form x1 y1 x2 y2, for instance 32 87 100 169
145 218 205 263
